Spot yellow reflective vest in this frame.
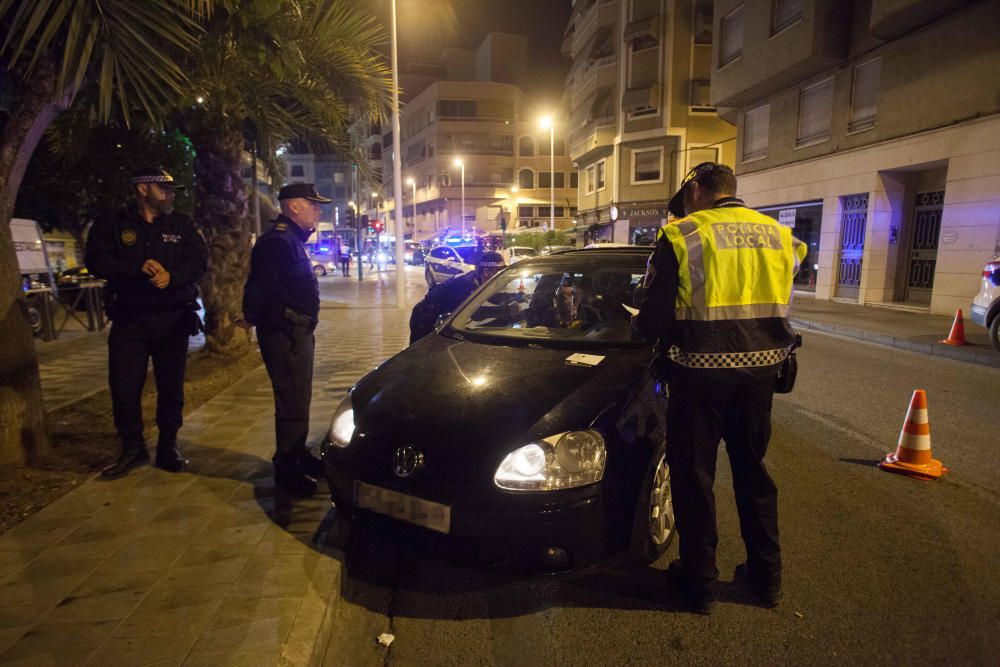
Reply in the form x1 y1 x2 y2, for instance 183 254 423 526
654 203 807 370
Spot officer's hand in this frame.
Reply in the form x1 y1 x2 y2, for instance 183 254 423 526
150 270 171 289
142 259 165 276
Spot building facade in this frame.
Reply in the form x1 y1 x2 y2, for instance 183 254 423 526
376 34 577 245
712 0 1000 314
282 150 353 251
563 0 736 245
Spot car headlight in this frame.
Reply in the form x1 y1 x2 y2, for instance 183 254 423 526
494 429 606 491
328 393 355 448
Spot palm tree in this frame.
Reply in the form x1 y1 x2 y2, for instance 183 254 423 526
0 1 209 464
182 0 391 356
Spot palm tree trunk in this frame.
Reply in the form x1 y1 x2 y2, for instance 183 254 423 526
0 56 74 464
192 121 253 357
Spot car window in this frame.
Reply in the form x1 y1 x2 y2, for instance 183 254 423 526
453 246 480 264
430 247 451 260
448 257 648 348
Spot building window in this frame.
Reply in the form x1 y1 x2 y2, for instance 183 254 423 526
518 205 534 218
849 58 881 132
570 171 579 188
690 80 714 112
539 139 567 156
720 5 744 66
290 165 304 177
687 145 720 171
518 169 534 189
632 34 659 52
539 172 551 189
693 0 713 45
632 148 663 184
519 136 534 156
796 78 834 146
743 104 770 161
771 0 803 35
437 100 477 118
596 160 606 190
333 172 345 184
585 165 595 194
553 207 565 217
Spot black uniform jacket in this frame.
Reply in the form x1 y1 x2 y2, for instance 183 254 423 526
243 215 320 333
85 207 207 312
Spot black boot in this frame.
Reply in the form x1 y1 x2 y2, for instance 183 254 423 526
274 459 318 498
155 433 189 473
666 559 716 615
102 441 150 479
300 448 325 479
734 562 782 608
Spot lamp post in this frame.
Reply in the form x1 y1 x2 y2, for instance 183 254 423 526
406 177 417 237
390 0 406 307
453 157 465 237
540 115 555 232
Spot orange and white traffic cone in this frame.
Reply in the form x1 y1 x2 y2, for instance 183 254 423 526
517 278 525 293
878 389 947 481
940 309 969 346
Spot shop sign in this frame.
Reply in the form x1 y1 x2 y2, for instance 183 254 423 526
778 209 796 228
621 205 668 219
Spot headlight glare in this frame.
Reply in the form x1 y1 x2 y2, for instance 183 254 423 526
328 394 355 448
494 430 605 491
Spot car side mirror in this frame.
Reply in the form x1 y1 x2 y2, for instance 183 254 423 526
435 313 451 333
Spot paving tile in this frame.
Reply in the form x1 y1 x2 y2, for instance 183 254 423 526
207 597 302 631
113 599 222 638
0 517 86 552
128 582 230 617
43 569 161 623
188 522 270 549
0 604 50 631
0 641 103 667
0 550 42 583
0 573 93 613
0 625 29 656
4 555 103 584
93 533 194 574
187 616 294 656
84 634 200 667
0 619 116 663
226 553 329 599
181 650 280 667
159 556 250 587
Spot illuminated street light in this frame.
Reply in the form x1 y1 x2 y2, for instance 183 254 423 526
539 115 555 232
453 158 466 237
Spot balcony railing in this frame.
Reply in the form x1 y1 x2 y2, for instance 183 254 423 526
596 54 617 68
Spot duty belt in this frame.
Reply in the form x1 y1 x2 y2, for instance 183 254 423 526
666 345 789 369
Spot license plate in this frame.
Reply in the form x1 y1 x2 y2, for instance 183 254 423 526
354 481 451 534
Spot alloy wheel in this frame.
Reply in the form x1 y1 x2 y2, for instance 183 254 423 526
648 454 674 545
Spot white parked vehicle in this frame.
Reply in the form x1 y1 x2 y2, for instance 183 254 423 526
424 245 479 287
970 255 1000 352
503 246 537 263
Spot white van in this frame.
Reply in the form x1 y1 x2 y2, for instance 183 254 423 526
970 255 1000 352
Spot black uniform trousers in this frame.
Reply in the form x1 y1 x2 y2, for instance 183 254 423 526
257 328 315 466
107 309 189 447
664 366 781 592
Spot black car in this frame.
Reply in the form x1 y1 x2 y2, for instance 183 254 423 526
321 248 674 573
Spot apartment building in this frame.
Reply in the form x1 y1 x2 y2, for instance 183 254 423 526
713 0 1000 315
375 33 577 244
282 149 353 249
563 0 735 245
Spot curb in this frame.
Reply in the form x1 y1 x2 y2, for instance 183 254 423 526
790 318 1000 369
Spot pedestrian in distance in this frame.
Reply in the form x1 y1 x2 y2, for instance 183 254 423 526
239 183 329 497
408 250 511 344
85 167 208 479
635 162 807 614
339 241 351 277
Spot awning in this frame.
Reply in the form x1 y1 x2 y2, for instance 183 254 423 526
622 84 659 112
624 15 661 42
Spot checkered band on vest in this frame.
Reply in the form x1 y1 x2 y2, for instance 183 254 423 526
666 345 789 369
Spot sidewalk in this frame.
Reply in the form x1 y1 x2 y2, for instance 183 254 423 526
790 293 1000 368
0 274 415 666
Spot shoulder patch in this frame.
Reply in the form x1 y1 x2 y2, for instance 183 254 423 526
275 223 288 232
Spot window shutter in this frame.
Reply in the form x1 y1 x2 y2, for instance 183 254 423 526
772 0 802 33
850 59 881 131
743 105 769 160
720 6 744 65
797 79 834 145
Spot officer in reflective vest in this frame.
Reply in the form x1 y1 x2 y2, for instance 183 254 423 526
636 162 806 614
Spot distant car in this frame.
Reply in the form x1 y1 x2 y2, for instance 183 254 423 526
311 256 336 277
321 247 674 573
56 266 92 287
424 244 479 287
504 246 537 263
584 243 635 249
539 245 574 255
404 241 425 265
970 255 1000 352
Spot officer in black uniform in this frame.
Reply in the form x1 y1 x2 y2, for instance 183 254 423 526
241 183 328 497
408 251 510 344
85 167 208 478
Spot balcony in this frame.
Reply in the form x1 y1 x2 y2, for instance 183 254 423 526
571 0 619 57
571 120 616 162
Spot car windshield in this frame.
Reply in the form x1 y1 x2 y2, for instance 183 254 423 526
448 254 649 348
453 246 480 263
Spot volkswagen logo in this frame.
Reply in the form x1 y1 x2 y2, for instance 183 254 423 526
392 445 425 478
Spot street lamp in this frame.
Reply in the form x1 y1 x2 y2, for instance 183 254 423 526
453 157 465 237
406 177 417 235
539 115 555 232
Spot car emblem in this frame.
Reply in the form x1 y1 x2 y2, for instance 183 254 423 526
392 445 425 478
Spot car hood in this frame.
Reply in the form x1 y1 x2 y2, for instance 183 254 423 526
349 334 649 466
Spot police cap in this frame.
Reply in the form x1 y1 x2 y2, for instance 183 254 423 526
477 251 506 270
278 183 332 203
131 166 185 190
667 162 734 218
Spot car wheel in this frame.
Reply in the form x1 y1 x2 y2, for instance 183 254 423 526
27 306 42 334
425 267 436 288
313 265 326 277
629 442 675 564
990 315 1000 353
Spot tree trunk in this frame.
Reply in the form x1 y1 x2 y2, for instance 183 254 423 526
0 57 74 464
192 122 253 357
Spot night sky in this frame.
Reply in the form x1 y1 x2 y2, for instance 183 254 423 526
364 0 573 103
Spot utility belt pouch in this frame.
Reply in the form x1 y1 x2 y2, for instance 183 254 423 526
185 302 204 336
774 332 802 394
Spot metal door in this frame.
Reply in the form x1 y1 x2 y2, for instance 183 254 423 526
904 191 943 304
836 193 868 300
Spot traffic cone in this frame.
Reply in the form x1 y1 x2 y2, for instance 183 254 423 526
939 309 969 346
878 389 947 481
517 278 525 293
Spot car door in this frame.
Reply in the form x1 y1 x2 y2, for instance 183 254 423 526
427 247 452 282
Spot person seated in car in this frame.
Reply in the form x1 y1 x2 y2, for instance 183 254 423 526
555 275 576 327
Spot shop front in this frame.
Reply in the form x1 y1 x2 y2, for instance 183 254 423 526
758 201 822 292
619 203 668 246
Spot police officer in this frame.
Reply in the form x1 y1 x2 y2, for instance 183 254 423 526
408 250 509 344
85 167 208 479
241 183 327 497
635 163 806 614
